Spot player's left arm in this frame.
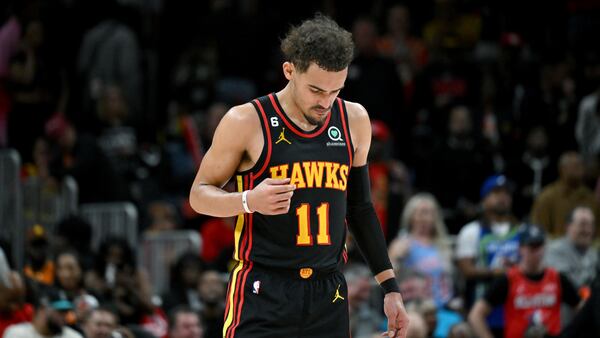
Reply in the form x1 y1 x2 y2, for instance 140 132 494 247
345 101 409 338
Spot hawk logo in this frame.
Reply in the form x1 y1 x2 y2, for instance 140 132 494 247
332 284 345 303
276 127 292 145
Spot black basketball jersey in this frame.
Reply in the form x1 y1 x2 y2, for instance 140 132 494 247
232 93 354 270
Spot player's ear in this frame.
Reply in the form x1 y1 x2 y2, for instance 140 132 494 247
283 62 294 80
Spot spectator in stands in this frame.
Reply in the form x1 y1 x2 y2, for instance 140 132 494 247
94 85 140 184
54 216 95 271
81 306 136 338
506 126 555 219
343 17 404 140
530 151 600 237
167 306 203 338
545 206 597 290
45 113 128 203
81 306 116 338
161 252 204 314
3 290 83 338
388 193 454 308
77 1 142 128
430 105 494 233
0 5 22 146
146 201 179 232
422 0 481 51
344 263 381 338
469 225 581 338
23 224 54 286
85 238 155 329
377 4 429 104
6 18 68 164
455 174 521 336
576 86 600 166
54 249 98 321
197 270 225 338
0 271 33 337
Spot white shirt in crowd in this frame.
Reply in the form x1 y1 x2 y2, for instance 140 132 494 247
3 323 83 338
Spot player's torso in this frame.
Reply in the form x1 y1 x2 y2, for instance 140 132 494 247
233 93 354 270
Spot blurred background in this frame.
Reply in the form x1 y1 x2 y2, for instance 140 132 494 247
1 0 600 337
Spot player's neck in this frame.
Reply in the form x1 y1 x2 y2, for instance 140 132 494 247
276 85 318 132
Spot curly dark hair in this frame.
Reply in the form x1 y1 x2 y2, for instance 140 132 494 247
281 13 354 73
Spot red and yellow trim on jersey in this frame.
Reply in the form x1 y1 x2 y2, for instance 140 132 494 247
269 93 331 138
223 98 272 338
223 175 250 337
336 98 353 168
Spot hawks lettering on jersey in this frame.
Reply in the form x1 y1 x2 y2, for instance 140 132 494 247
269 161 349 191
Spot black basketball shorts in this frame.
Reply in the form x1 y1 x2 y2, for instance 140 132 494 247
222 263 350 338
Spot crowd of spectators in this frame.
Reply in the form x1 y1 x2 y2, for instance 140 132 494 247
2 0 600 337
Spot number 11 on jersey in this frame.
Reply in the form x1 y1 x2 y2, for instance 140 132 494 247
296 203 331 246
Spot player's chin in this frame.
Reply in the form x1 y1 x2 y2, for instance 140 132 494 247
305 115 325 127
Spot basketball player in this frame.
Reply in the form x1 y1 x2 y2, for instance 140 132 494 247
189 14 408 338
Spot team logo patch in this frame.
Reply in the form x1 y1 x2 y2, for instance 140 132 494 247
253 280 261 294
299 268 313 279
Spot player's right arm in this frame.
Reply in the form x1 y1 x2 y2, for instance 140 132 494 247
189 104 295 217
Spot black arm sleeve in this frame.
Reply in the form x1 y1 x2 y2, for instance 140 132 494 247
483 275 509 307
346 165 393 275
560 273 581 307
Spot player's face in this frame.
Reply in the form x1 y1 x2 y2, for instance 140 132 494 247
285 62 347 127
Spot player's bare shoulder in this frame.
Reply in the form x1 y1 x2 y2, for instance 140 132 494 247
343 100 370 122
212 102 262 148
220 102 261 134
342 100 371 151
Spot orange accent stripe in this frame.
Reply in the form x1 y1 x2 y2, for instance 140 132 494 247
252 99 272 179
337 98 353 167
269 93 331 138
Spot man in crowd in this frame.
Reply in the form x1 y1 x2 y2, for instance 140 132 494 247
3 292 82 338
545 206 597 291
469 225 581 338
456 175 521 336
168 306 204 338
530 151 599 237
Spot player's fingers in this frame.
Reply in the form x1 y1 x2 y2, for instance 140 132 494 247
396 313 409 338
386 310 399 338
273 200 291 209
271 184 296 193
268 192 293 204
271 205 290 214
274 191 294 202
265 178 291 185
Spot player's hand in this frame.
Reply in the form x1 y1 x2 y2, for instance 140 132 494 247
247 178 296 215
381 292 409 338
